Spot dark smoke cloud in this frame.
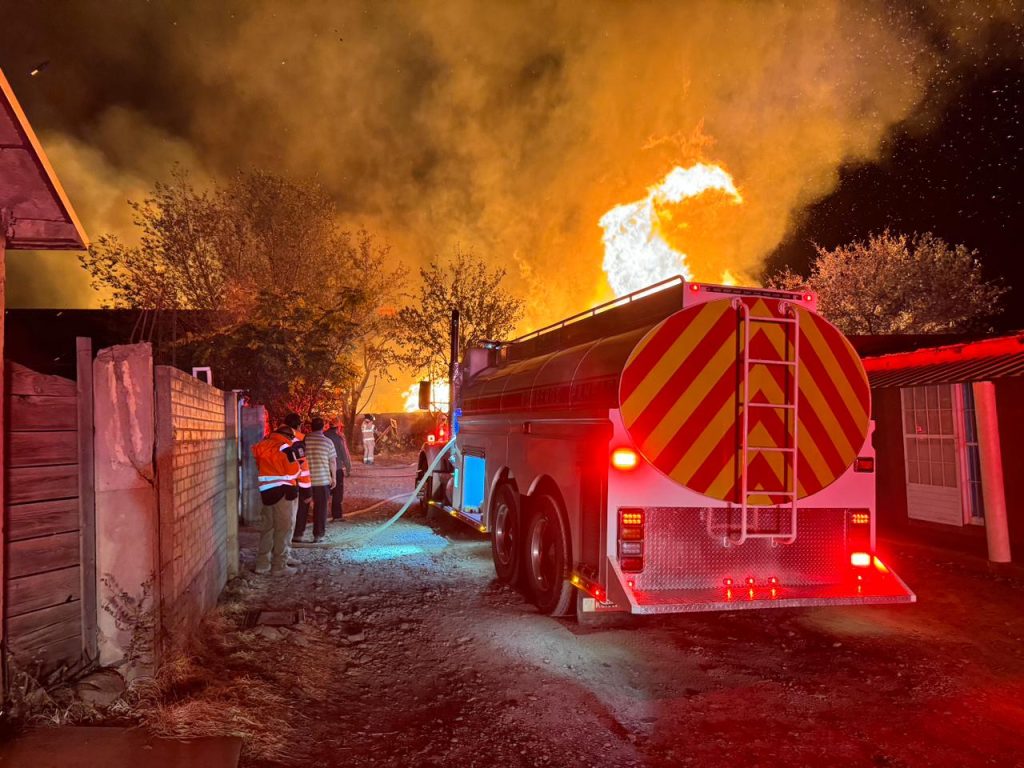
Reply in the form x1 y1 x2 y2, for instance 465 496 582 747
2 0 1020 321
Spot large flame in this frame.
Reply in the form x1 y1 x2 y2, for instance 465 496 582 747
402 380 450 413
600 163 743 296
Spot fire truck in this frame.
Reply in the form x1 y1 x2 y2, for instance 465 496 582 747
416 277 914 618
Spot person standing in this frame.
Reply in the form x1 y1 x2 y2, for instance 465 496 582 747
287 414 313 544
296 416 336 543
252 414 303 575
361 414 376 465
325 416 352 521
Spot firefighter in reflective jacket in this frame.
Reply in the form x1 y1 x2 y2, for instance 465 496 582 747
290 418 313 541
252 413 303 575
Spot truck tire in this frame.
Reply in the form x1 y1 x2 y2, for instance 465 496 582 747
490 484 521 584
524 493 575 617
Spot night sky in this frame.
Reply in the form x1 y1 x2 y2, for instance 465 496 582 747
1 1 1022 332
767 20 1024 329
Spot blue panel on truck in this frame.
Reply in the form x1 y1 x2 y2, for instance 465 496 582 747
463 455 486 511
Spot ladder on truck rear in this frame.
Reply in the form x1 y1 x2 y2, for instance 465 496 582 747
732 300 799 545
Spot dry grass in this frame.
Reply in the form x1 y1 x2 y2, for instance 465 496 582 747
1 662 106 732
121 589 349 766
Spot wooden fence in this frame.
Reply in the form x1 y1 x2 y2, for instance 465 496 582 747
4 340 95 682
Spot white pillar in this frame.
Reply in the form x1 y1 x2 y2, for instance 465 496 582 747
972 381 1012 563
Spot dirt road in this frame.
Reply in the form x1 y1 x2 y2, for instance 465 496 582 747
151 462 1024 768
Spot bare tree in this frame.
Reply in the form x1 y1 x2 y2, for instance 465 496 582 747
397 246 524 383
766 231 1007 335
336 232 405 444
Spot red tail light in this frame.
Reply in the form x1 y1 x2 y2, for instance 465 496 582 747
618 508 645 573
620 557 644 572
854 457 874 473
611 447 639 470
427 434 436 444
689 283 701 293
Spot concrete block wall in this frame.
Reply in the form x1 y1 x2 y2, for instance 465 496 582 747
155 367 233 642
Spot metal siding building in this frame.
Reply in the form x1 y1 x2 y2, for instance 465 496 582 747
857 334 1024 562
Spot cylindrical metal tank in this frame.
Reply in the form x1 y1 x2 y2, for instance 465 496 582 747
461 296 871 505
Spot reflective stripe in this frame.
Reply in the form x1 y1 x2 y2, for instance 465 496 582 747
258 474 299 482
260 481 292 493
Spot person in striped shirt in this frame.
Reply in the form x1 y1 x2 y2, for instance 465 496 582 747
293 416 337 543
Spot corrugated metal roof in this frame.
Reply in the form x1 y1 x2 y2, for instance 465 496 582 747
863 334 1024 389
0 67 88 250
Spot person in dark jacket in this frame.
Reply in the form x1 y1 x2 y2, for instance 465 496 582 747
325 416 353 520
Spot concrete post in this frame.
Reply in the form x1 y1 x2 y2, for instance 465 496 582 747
972 381 1011 563
224 391 240 579
93 343 159 673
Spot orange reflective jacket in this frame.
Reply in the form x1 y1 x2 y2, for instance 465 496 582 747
253 429 301 492
293 430 312 489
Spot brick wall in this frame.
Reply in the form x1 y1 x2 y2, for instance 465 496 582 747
155 367 231 642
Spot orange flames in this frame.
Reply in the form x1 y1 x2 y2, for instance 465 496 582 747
600 163 744 296
403 380 450 413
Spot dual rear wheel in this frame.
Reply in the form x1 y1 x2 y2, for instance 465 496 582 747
491 485 574 617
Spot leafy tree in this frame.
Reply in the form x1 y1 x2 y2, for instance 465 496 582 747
80 169 394 421
397 247 524 385
186 286 362 418
80 170 226 309
765 231 1007 335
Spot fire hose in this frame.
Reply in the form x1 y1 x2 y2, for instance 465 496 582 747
333 437 457 546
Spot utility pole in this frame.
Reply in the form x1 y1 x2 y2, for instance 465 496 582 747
449 308 460 422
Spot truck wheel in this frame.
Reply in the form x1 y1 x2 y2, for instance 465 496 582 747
490 484 521 584
525 493 575 617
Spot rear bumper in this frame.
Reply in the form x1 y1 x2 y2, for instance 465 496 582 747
627 576 916 614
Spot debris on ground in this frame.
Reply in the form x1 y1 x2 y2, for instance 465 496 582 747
76 458 1024 767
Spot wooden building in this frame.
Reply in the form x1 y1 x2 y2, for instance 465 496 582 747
1 67 89 691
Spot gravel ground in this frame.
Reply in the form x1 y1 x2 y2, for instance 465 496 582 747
161 463 1024 768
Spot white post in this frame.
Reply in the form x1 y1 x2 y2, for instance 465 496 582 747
972 381 1011 563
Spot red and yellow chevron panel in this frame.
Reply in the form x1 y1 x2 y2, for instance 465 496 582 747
619 297 870 504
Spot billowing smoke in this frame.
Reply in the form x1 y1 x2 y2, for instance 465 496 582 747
2 0 1020 321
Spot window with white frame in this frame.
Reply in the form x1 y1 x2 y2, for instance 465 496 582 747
902 385 957 488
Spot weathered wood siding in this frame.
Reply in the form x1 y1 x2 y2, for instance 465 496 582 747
5 361 88 679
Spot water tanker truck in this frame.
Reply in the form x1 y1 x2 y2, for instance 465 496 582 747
416 277 914 618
